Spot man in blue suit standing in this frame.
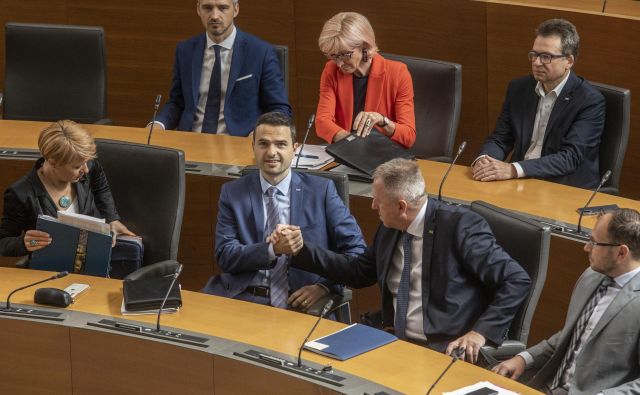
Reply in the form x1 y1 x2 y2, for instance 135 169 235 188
472 19 605 189
154 0 291 135
202 112 365 310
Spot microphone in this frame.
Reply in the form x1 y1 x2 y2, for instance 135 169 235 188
294 113 316 169
438 141 467 201
576 170 612 234
4 271 68 311
146 94 163 145
155 263 183 332
602 0 608 13
426 347 465 395
297 298 334 367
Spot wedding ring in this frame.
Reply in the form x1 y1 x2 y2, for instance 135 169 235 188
303 300 309 305
30 240 38 247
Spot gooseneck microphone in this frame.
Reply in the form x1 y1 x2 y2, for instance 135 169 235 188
438 141 467 201
146 94 163 145
4 271 68 311
426 347 465 395
294 113 316 169
576 170 612 234
155 264 183 332
297 298 334 367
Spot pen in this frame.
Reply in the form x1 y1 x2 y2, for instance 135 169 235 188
295 154 319 159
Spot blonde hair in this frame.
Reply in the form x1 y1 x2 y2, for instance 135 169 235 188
318 12 378 56
38 120 96 165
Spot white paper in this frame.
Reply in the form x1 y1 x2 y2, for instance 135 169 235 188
292 144 334 169
57 211 110 235
443 381 519 395
305 341 329 350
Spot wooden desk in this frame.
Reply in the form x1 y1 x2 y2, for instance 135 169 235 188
2 121 640 346
0 268 542 395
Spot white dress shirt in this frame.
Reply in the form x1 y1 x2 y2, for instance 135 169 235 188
512 71 571 177
386 200 428 341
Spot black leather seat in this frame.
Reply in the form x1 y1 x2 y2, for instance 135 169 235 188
95 139 185 267
274 45 289 93
2 23 111 124
239 167 353 323
470 201 551 363
590 82 630 196
381 53 462 161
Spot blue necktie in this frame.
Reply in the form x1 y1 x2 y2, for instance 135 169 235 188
394 232 413 339
202 45 221 134
265 187 288 308
551 277 613 389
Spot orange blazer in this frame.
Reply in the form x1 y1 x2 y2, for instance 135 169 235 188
315 54 416 148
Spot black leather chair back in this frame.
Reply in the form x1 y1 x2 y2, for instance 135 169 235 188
241 167 349 209
590 82 630 195
3 23 109 123
470 201 550 345
274 45 289 93
381 53 462 161
95 139 185 267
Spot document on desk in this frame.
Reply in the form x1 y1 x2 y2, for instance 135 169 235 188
303 323 397 361
443 381 517 395
293 144 334 169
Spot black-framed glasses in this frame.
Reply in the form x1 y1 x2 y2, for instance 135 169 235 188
326 51 354 62
528 51 567 64
586 237 622 248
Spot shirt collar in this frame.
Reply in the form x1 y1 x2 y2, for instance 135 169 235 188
205 25 236 51
613 265 640 288
259 170 292 196
406 199 428 238
535 70 571 98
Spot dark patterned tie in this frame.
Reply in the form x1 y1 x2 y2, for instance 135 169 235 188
551 277 613 389
394 232 413 339
265 187 288 308
202 45 222 133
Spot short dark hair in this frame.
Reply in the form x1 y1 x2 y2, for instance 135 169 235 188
535 18 580 59
253 112 296 143
608 208 640 259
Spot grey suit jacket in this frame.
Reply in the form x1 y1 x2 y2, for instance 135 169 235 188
526 268 640 394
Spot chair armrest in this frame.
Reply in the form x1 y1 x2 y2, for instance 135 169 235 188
303 289 352 317
94 118 114 125
480 340 527 362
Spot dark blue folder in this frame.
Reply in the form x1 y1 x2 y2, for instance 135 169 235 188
303 323 397 361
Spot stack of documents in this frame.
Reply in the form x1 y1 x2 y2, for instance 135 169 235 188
292 144 334 169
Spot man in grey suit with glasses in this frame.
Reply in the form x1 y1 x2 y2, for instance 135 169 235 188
493 208 640 395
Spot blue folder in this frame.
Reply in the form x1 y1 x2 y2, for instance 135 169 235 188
303 323 397 361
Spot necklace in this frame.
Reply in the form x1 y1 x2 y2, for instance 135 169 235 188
39 167 72 209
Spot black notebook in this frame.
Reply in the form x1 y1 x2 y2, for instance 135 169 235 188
122 276 182 311
325 131 415 178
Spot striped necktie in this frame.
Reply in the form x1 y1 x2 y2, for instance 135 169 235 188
394 232 413 339
202 45 222 133
265 187 288 308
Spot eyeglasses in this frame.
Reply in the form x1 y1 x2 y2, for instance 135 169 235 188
528 51 567 64
586 237 622 248
326 51 354 62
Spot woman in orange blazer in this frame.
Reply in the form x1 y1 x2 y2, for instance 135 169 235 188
315 12 416 148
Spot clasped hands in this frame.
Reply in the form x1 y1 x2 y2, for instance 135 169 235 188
471 155 517 181
266 224 303 256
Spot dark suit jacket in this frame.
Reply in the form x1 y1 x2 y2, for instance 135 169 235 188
292 198 531 351
202 172 366 302
0 158 120 257
157 29 292 136
526 268 640 394
479 72 605 189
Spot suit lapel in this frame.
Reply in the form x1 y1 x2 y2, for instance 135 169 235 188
543 72 579 148
249 173 265 242
517 87 539 160
191 34 207 106
227 29 245 100
588 271 640 342
289 172 303 226
364 55 385 115
421 199 436 331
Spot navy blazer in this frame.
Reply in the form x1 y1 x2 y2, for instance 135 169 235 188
202 172 366 300
480 72 605 189
292 199 531 351
157 28 292 136
0 158 120 257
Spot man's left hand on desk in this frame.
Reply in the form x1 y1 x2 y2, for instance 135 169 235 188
445 330 487 364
